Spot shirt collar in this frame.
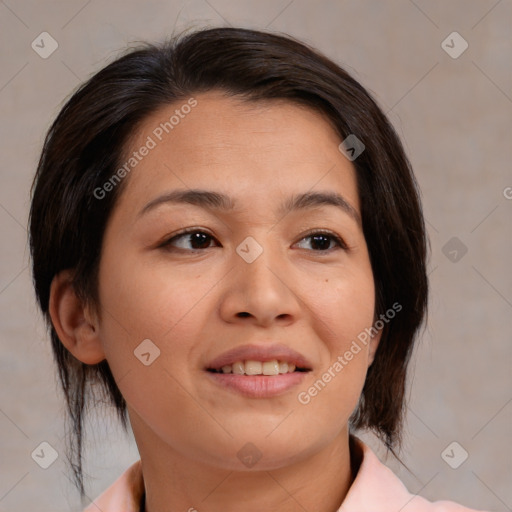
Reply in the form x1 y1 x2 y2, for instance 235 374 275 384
83 435 477 512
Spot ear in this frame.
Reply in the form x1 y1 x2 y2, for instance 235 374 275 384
367 329 382 367
49 269 106 365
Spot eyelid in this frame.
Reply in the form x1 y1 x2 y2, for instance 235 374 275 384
295 228 349 251
158 227 217 249
158 227 350 252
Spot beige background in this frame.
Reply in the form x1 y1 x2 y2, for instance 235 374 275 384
0 1 511 511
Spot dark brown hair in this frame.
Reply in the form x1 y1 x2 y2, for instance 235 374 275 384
29 26 429 498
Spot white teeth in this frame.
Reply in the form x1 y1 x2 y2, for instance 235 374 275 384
245 360 262 375
232 361 245 375
213 360 299 375
262 360 280 375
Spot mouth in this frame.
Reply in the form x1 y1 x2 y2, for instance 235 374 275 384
204 344 312 398
206 360 311 376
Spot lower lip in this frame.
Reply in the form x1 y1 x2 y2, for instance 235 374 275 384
205 371 309 398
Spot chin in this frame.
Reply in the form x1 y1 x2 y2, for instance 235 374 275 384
189 433 316 472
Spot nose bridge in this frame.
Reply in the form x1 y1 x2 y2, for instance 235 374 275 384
241 248 278 286
236 235 285 294
219 234 299 325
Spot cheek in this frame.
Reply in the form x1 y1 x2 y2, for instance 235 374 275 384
98 252 220 340
311 261 376 355
95 255 222 446
297 261 375 418
95 250 224 396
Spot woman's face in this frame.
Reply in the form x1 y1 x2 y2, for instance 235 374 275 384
94 91 380 469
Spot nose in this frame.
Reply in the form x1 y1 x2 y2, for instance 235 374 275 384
218 242 301 327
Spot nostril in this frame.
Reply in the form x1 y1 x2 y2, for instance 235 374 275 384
237 312 250 318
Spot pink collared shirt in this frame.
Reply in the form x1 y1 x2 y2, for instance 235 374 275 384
83 437 487 512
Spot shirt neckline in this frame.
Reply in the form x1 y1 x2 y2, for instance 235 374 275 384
136 435 362 512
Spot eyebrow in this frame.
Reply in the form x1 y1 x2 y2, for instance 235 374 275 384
137 188 361 225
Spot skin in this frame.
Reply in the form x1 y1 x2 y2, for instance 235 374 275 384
50 91 381 512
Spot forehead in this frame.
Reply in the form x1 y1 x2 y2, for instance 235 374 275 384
113 91 359 221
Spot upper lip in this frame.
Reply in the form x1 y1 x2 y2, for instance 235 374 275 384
205 343 313 371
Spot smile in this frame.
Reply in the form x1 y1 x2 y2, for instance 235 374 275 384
207 360 309 376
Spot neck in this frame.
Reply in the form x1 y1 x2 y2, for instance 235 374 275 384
130 409 357 512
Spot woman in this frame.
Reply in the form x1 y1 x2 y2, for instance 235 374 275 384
29 27 485 512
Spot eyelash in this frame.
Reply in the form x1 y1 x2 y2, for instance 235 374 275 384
159 228 349 253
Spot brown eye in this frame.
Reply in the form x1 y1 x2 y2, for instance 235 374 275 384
295 231 347 251
160 230 218 251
